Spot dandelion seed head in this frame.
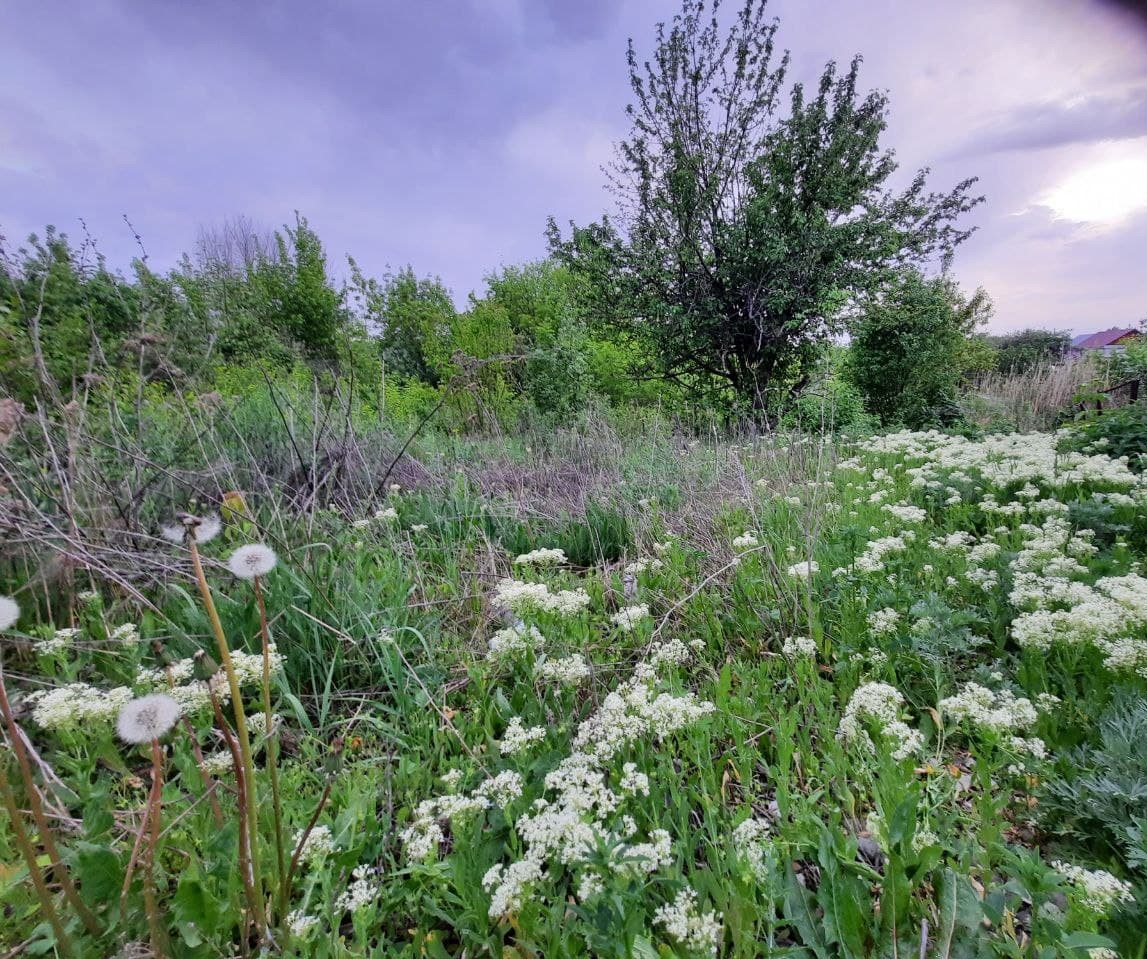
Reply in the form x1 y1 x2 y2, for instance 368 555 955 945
227 543 278 580
116 694 181 744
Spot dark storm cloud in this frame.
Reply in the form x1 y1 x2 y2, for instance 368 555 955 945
1 0 1145 333
953 87 1147 156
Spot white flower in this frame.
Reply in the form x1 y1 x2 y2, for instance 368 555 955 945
837 682 922 760
227 544 278 580
37 626 80 655
334 864 380 913
200 752 234 776
732 818 771 880
500 717 547 756
0 596 19 630
1051 861 1134 914
732 532 759 550
294 824 335 864
513 547 567 566
483 859 544 918
488 623 546 661
653 888 722 957
374 507 399 521
786 560 818 579
286 910 319 937
535 654 591 686
110 623 141 645
610 604 650 632
781 635 817 658
867 608 901 636
116 694 181 744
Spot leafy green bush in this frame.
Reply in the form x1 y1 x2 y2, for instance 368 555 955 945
1059 403 1147 472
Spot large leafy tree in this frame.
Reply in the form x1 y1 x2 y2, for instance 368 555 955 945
548 0 982 415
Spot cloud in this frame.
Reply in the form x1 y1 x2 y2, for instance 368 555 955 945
952 86 1147 156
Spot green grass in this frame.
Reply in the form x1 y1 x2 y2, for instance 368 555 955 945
2 422 1146 957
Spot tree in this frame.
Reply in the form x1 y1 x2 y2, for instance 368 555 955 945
845 269 992 428
548 0 982 417
990 328 1071 373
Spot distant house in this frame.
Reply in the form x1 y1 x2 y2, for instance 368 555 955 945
1069 327 1142 356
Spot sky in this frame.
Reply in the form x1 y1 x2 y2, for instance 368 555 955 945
2 0 1146 335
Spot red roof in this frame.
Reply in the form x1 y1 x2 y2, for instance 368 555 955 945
1074 327 1140 349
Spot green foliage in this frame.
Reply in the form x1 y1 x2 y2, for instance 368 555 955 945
549 0 981 415
990 328 1072 374
1059 402 1147 472
1044 690 1147 868
846 269 993 428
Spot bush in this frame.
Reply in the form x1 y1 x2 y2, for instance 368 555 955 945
1059 403 1147 473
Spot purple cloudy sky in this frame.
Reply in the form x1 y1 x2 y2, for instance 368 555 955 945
2 0 1146 334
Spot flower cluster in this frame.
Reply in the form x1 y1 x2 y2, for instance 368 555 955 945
938 683 1039 733
493 579 592 617
1051 861 1134 914
488 623 546 661
653 888 723 957
610 604 650 632
513 547 567 566
500 717 547 755
535 653 590 686
837 682 923 761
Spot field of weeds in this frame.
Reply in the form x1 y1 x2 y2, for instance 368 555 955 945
2 405 1147 958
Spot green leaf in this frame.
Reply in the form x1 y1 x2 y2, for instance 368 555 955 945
782 868 829 959
631 935 659 959
173 868 220 948
1060 931 1115 949
934 868 983 959
75 842 122 906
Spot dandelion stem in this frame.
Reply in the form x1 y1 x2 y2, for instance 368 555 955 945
144 738 169 958
253 575 287 920
0 663 101 936
187 535 266 932
0 760 75 958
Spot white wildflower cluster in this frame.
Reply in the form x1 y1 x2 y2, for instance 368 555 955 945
200 752 234 776
27 682 134 731
648 637 700 669
781 635 817 658
488 623 546 661
286 910 319 937
493 578 592 617
483 860 545 917
850 533 913 575
513 547 567 567
624 557 664 576
731 818 771 881
610 604 651 632
334 865 380 913
400 772 524 862
500 717 547 755
653 888 723 957
1051 861 1134 914
110 623 141 645
785 560 818 579
295 825 336 865
837 682 924 761
859 430 1141 491
883 503 927 524
572 678 715 763
228 646 284 686
866 608 900 636
37 626 80 655
373 507 399 521
535 654 590 686
938 683 1038 733
619 762 649 796
732 531 759 550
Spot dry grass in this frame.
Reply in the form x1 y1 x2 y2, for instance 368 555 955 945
961 355 1109 431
